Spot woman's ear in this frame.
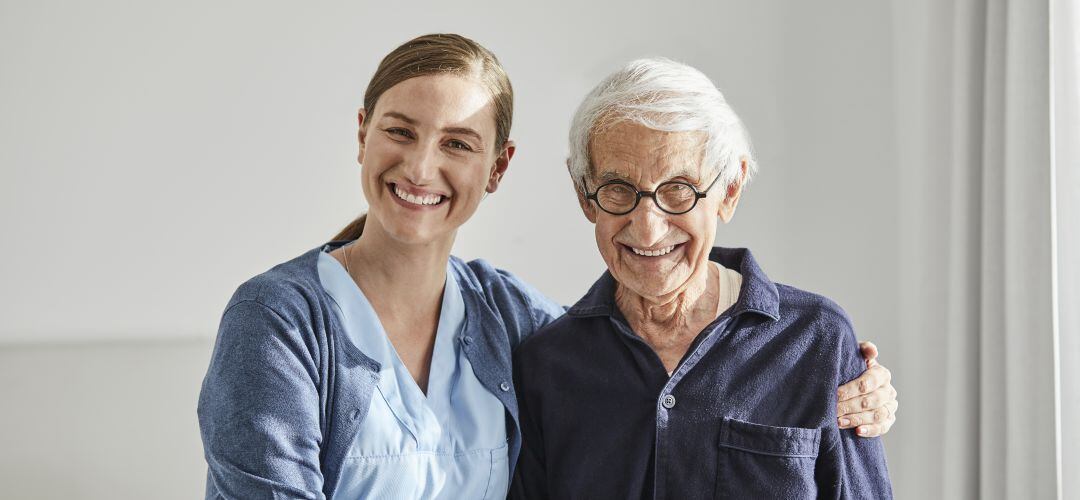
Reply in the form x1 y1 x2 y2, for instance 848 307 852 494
718 158 750 223
486 139 515 193
357 108 369 163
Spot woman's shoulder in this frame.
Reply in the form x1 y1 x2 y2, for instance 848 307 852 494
225 245 328 325
448 256 566 340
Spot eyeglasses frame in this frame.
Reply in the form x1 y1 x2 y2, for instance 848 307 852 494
581 169 725 216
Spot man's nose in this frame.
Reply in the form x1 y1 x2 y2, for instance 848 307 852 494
626 198 670 246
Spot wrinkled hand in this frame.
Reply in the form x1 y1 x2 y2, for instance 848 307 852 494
836 341 897 437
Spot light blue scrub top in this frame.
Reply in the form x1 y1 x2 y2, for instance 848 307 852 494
317 251 510 499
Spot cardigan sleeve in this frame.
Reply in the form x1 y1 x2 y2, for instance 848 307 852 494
197 299 327 500
464 258 568 349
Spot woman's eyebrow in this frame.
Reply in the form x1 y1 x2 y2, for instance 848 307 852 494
380 111 482 142
443 127 483 142
381 111 416 124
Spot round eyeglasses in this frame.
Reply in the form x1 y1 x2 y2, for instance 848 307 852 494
581 170 724 215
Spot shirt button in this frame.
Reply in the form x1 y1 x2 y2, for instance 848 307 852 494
462 336 473 346
661 394 676 409
499 382 511 392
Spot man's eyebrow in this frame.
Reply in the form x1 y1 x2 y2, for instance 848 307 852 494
668 168 703 183
596 170 630 183
596 168 703 184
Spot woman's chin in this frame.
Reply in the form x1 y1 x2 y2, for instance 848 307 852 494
386 225 446 246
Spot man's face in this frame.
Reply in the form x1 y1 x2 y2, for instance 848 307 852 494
582 121 730 301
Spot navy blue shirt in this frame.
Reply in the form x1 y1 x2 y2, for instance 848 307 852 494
511 247 892 499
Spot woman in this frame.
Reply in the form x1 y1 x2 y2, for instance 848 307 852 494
197 33 897 499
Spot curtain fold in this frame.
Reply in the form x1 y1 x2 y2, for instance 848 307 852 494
892 0 1057 498
1051 0 1079 498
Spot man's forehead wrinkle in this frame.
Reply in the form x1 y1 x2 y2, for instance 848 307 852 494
590 124 710 185
594 147 704 183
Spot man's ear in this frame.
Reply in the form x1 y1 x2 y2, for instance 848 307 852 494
569 159 598 223
718 158 750 223
357 108 369 163
487 140 515 193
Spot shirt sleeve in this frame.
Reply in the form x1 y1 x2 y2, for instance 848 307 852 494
817 311 894 499
197 300 327 500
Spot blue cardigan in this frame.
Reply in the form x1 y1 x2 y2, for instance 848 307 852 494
197 242 564 499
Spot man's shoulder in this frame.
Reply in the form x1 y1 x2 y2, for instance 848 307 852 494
771 282 856 346
774 282 848 317
515 311 599 360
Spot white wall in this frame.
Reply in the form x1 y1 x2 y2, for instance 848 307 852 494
0 0 897 344
0 339 212 499
0 1 903 498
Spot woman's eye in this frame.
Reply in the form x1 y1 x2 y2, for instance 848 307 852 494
386 128 413 139
446 140 473 151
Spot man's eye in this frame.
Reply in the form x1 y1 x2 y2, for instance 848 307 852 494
446 140 473 151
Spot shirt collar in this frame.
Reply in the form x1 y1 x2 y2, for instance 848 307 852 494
566 247 781 321
321 240 483 307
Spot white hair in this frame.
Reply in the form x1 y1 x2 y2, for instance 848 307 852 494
567 58 757 193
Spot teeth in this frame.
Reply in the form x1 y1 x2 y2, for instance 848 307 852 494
394 185 444 206
630 244 676 257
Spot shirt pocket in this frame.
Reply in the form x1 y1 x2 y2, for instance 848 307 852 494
482 441 510 500
714 417 821 499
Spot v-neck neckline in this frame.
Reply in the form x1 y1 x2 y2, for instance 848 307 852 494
317 249 466 446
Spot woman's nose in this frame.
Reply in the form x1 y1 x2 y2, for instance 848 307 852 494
401 143 440 184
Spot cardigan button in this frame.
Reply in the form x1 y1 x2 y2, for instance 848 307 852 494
499 382 511 392
462 336 474 346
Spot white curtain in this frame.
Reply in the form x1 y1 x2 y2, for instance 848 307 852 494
1052 0 1079 498
891 0 1061 498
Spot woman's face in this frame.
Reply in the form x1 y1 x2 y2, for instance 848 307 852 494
358 74 510 246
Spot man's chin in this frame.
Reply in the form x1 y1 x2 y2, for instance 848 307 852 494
613 274 686 303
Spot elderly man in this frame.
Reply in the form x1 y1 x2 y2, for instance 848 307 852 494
511 59 894 499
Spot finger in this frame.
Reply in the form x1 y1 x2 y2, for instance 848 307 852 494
856 423 883 437
840 405 891 430
859 341 879 363
837 364 891 400
856 401 897 436
837 386 893 418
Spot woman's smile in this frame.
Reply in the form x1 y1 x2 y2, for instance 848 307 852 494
388 182 450 210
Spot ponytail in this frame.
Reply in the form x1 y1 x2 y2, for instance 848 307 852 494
331 214 367 241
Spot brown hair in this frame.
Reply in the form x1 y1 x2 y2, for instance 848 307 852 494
332 33 513 241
